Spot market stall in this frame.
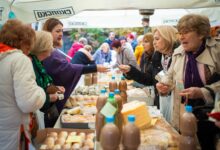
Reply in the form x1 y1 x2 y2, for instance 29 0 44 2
36 72 181 150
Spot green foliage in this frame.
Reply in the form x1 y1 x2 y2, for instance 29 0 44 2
69 27 145 50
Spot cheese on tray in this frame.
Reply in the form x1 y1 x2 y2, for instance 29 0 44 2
121 100 152 129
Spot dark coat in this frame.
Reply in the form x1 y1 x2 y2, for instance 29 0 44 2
124 51 163 108
71 51 95 65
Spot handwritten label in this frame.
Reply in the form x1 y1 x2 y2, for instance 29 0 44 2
66 135 81 143
100 102 117 117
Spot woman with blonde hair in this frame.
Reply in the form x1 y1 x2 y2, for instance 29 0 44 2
153 25 178 122
156 14 220 149
0 19 45 150
93 42 112 64
30 31 65 127
119 26 178 122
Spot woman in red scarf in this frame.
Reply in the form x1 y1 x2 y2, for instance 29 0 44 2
0 19 46 150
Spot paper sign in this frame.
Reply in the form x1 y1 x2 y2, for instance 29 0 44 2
33 7 75 21
66 135 82 143
100 102 117 117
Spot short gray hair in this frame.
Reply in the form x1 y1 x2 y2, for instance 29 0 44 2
31 31 53 55
79 37 88 45
177 14 210 38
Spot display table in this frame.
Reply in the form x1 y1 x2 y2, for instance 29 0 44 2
53 74 180 149
95 117 179 150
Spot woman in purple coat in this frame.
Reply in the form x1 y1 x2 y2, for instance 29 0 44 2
42 18 109 127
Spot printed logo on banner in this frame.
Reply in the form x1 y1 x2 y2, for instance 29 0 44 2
0 7 4 21
34 7 75 21
163 19 178 24
68 21 88 26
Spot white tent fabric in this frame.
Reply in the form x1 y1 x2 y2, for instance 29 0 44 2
150 8 220 27
60 10 143 29
1 0 220 24
60 8 220 29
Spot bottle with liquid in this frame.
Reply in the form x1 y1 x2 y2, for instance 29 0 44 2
92 73 98 84
109 76 118 92
96 89 108 141
119 76 127 92
84 74 92 86
107 92 118 125
114 89 123 140
120 91 127 104
107 92 117 108
122 115 140 150
179 105 197 150
100 116 120 150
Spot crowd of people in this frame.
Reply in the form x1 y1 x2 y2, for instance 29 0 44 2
0 13 220 150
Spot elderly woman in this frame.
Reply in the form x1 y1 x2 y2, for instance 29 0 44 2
30 31 65 127
0 20 45 150
93 42 112 64
119 27 178 121
156 14 220 150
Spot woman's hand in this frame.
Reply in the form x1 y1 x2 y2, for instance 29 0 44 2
215 121 220 128
156 82 170 94
49 94 59 102
118 65 130 73
96 65 109 73
179 87 204 99
56 86 65 94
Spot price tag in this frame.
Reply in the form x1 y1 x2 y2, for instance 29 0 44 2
100 102 117 117
66 135 82 143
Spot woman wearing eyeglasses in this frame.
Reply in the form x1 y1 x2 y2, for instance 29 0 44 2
156 14 220 150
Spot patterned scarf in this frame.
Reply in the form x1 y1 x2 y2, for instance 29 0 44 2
29 54 53 90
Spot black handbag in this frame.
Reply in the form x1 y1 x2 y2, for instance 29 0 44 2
44 103 59 128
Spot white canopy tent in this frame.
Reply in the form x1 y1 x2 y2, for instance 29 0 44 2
150 8 220 27
60 8 220 29
1 0 220 25
60 10 143 29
